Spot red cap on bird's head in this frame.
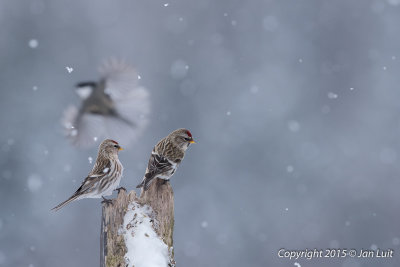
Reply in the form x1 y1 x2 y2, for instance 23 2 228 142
186 130 192 138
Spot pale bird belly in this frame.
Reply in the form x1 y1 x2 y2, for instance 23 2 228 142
100 164 123 197
157 164 178 180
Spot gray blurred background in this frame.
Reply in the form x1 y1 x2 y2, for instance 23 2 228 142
1 0 400 266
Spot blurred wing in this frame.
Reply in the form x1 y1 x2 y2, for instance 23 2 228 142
99 59 150 144
63 111 104 148
99 58 139 99
114 86 150 130
63 111 145 148
62 105 79 131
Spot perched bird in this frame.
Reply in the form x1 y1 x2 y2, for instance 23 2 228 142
62 59 150 148
52 139 124 211
136 128 195 191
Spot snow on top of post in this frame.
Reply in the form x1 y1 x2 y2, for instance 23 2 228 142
123 202 170 267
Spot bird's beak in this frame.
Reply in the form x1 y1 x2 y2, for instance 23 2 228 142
189 140 196 144
118 146 124 151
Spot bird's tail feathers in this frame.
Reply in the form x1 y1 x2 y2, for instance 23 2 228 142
136 176 156 191
136 180 145 189
143 179 153 191
51 194 80 211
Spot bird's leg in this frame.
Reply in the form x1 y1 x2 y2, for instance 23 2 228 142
101 196 112 204
115 187 126 194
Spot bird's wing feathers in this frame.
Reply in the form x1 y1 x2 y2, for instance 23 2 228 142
75 175 99 194
137 151 175 190
147 153 174 177
70 113 104 148
73 159 111 193
90 159 112 177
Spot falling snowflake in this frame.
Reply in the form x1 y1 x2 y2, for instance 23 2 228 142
201 221 208 228
64 164 71 172
70 129 78 136
286 165 294 173
32 86 38 91
66 66 74 73
250 85 259 94
28 39 39 48
27 174 43 192
88 157 93 164
226 111 231 116
287 120 300 132
103 167 110 173
327 92 338 99
163 3 169 7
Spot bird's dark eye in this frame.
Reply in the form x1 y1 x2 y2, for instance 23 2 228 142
114 145 119 148
184 137 191 141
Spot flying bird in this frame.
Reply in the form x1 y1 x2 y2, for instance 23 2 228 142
62 59 150 148
136 128 195 191
52 139 124 211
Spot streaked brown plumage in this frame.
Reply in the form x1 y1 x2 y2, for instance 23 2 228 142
136 128 195 190
52 139 124 211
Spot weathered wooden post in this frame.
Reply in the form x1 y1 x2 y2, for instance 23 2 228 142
100 179 175 267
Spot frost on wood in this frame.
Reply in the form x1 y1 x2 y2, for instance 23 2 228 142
101 179 175 267
123 202 173 267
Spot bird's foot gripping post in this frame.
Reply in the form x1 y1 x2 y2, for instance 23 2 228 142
100 179 175 267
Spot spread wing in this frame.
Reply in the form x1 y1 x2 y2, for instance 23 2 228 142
99 58 139 99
